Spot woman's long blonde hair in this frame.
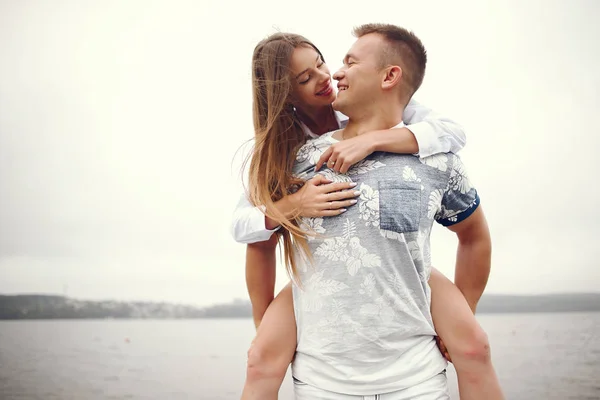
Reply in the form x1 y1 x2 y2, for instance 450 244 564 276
244 32 325 282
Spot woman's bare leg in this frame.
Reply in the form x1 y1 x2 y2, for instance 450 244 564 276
241 282 296 400
429 268 504 400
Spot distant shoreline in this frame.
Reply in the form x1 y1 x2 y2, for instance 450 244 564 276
1 293 599 320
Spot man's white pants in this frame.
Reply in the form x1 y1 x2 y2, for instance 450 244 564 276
293 371 450 400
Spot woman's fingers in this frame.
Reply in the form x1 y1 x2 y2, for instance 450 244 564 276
326 190 361 202
320 199 357 210
319 181 358 193
310 174 333 185
339 160 353 174
304 179 361 216
315 147 334 172
318 208 348 217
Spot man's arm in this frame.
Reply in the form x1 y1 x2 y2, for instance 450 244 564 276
434 153 490 313
245 234 278 329
445 206 492 313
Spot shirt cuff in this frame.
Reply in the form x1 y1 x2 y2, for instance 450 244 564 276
407 122 447 159
257 205 282 234
231 204 281 244
436 194 480 227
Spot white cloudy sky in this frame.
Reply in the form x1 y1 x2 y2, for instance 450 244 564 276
0 0 598 306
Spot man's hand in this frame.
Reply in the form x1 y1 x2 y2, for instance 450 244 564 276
291 175 360 217
315 134 376 174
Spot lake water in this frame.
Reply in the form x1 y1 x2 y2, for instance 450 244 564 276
0 313 599 399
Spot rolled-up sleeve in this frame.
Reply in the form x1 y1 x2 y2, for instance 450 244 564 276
403 99 467 158
230 194 280 244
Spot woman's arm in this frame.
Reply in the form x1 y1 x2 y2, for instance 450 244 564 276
316 98 466 173
230 194 281 244
401 98 466 157
230 177 360 244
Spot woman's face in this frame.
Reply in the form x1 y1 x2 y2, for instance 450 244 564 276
289 45 336 109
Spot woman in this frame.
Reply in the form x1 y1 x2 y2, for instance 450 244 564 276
234 32 504 399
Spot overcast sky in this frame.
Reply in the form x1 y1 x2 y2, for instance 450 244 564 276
0 0 598 306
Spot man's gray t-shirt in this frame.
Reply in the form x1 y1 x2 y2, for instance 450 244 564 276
290 128 480 395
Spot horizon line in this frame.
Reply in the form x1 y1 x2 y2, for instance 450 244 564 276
1 291 599 306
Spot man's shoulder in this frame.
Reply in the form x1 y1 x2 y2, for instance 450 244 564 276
375 151 459 184
413 152 458 172
379 150 457 168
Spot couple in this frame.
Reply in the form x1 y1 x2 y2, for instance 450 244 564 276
232 23 504 399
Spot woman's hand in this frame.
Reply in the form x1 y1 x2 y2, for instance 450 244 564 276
291 175 360 217
315 134 377 174
315 127 420 174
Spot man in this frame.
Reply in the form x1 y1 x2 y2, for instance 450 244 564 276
289 23 491 399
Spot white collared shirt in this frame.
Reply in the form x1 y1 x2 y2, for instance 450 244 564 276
231 99 467 244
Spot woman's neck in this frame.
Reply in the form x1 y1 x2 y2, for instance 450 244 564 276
296 105 339 136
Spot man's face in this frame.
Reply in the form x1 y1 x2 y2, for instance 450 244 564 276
332 33 385 114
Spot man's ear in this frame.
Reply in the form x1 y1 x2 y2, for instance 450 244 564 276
381 65 402 90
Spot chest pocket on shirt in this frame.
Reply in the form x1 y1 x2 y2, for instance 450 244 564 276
378 180 421 233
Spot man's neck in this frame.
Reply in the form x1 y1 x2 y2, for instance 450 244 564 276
342 102 404 139
296 105 338 136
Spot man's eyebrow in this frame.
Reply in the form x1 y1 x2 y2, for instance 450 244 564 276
343 53 355 64
295 55 321 79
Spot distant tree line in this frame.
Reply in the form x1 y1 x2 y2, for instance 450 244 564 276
0 293 598 320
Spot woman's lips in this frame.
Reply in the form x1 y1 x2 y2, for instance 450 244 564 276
316 84 333 96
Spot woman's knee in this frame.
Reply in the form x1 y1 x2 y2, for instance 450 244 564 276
246 339 288 380
452 325 492 365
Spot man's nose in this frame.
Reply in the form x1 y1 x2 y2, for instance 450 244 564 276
333 69 344 81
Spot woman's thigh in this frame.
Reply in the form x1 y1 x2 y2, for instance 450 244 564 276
251 282 297 361
429 268 483 354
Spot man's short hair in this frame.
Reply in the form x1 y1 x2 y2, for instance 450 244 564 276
353 23 427 98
